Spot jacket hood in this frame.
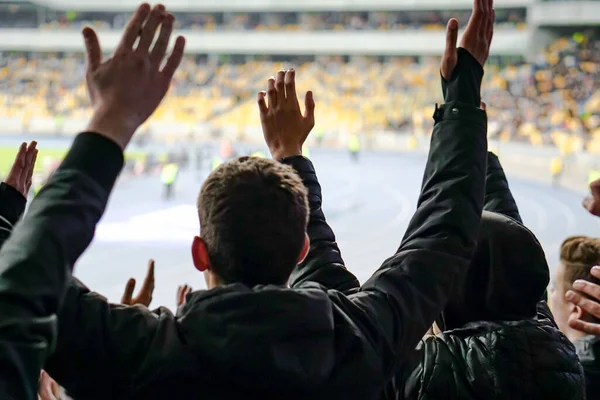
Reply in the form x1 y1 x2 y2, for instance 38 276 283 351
439 211 549 330
176 283 336 393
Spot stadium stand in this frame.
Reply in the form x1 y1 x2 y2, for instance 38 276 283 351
0 0 598 154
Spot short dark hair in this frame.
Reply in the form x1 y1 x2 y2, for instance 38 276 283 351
198 156 309 287
560 236 600 292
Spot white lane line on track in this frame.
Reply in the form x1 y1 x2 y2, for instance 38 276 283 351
322 175 361 217
338 183 412 255
543 193 578 234
514 194 548 233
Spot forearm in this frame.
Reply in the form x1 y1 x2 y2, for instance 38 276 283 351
0 132 123 398
281 156 360 293
358 52 488 361
0 133 123 319
484 152 522 223
371 103 487 358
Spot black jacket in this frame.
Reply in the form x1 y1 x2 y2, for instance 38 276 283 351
0 134 124 399
389 152 586 400
45 98 487 398
573 335 600 400
0 182 26 250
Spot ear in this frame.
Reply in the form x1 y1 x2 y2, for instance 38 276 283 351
297 233 310 264
191 236 211 273
574 304 586 321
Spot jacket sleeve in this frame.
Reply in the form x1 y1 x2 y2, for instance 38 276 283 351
0 133 123 400
282 156 360 295
484 152 551 304
347 101 487 371
484 151 522 223
0 182 27 251
44 278 181 399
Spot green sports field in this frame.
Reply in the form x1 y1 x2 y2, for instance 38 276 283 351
0 146 146 176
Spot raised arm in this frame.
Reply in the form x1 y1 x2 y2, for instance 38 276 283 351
484 150 522 223
348 2 494 367
0 133 122 399
0 5 185 398
283 156 360 293
257 70 360 294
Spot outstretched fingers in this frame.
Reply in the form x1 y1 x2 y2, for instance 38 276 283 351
275 70 285 107
117 3 151 53
121 278 136 305
140 259 155 294
137 4 166 55
257 91 268 116
267 77 277 109
82 27 102 72
568 315 600 336
284 69 298 106
25 141 38 189
162 36 186 80
566 287 600 319
150 13 175 67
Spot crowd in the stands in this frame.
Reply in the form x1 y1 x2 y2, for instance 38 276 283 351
1 3 600 399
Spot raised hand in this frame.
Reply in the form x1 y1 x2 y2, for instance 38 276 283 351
83 3 186 150
257 69 315 160
176 284 192 307
583 179 600 217
566 266 600 336
441 0 495 80
4 141 38 197
121 260 155 307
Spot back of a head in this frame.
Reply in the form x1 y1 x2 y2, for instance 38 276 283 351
198 156 309 287
440 211 550 330
558 236 600 326
560 236 600 291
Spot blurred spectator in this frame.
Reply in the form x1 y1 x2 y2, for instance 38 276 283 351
550 236 600 400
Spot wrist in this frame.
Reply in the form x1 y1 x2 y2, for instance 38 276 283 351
442 48 483 106
87 107 138 151
270 147 302 160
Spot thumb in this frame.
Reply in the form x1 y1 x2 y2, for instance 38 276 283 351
121 278 136 305
304 91 315 127
441 18 459 80
82 27 102 72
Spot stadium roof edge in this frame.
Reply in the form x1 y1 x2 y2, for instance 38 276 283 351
22 0 532 12
0 28 530 55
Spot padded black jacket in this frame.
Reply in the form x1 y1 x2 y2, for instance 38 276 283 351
388 152 586 400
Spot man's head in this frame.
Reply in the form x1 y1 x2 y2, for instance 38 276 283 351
192 156 310 288
549 236 600 340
